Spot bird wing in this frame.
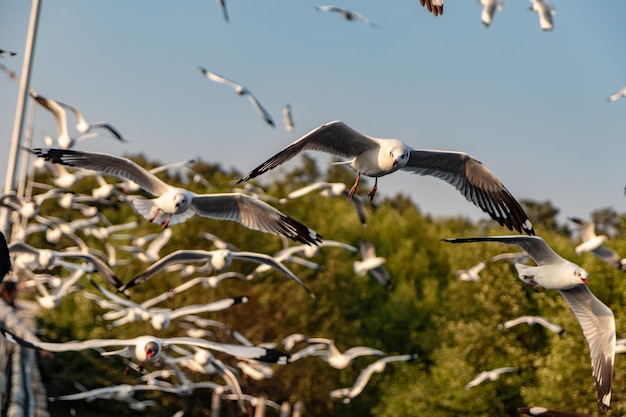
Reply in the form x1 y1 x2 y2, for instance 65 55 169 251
190 193 322 246
169 296 248 319
198 66 243 91
245 93 275 127
237 120 378 183
29 148 171 196
569 217 596 242
442 236 563 266
164 337 289 363
60 251 123 289
591 245 623 270
31 93 70 140
404 150 534 235
419 0 444 16
283 104 294 132
558 285 615 411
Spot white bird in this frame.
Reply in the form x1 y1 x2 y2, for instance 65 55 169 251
528 0 556 31
443 235 615 411
30 148 322 245
479 0 503 27
54 99 126 141
48 383 182 402
1 331 290 367
517 406 594 417
569 217 626 270
354 240 392 290
283 104 294 132
419 0 444 16
280 181 368 226
607 86 626 102
0 49 17 58
116 228 172 264
198 66 275 127
315 5 377 27
329 354 417 403
237 120 534 235
499 315 565 336
310 341 385 369
30 268 85 310
120 248 313 297
465 366 517 389
455 261 486 282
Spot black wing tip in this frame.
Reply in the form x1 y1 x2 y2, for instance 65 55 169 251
257 348 290 364
279 215 323 246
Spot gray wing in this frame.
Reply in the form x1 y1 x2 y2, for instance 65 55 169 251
559 285 615 411
190 193 322 246
404 150 533 235
359 240 377 260
198 66 243 91
591 245 624 270
60 251 123 289
121 250 216 291
237 121 377 183
442 236 563 265
246 93 275 127
29 148 171 196
31 93 69 139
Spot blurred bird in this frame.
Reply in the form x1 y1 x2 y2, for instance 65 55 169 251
528 0 555 31
419 0 444 16
237 120 534 235
465 366 517 389
499 315 565 336
517 406 593 417
216 0 229 22
479 0 503 27
0 49 17 58
198 66 275 127
283 104 294 132
455 260 486 282
607 86 626 102
569 216 626 270
354 240 392 290
315 5 377 27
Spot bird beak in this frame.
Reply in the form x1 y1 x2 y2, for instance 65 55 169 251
582 277 589 285
392 159 399 167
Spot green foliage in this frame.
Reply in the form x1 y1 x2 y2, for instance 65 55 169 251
18 155 626 417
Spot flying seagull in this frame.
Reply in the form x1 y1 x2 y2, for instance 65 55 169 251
0 49 17 58
419 0 444 16
283 104 295 132
569 216 626 270
454 260 486 282
517 406 593 417
198 66 275 127
237 120 534 235
315 6 377 27
479 0 503 27
528 0 555 31
443 235 615 411
607 86 626 102
465 366 517 389
29 148 322 246
499 315 565 336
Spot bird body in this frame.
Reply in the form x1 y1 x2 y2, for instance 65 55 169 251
608 86 626 102
569 217 626 270
529 0 555 31
480 0 503 27
465 367 517 389
238 120 534 235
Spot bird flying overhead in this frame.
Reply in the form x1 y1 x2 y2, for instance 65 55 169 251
29 148 322 246
238 120 534 235
419 0 444 16
315 6 377 27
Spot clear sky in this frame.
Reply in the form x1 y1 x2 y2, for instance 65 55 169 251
1 0 625 228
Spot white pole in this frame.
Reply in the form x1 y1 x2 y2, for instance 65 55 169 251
0 0 43 236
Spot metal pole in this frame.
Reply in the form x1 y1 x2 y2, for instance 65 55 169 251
0 0 43 237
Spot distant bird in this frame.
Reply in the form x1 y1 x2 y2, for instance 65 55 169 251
315 6 377 27
479 0 503 27
499 315 565 336
607 86 626 102
465 366 517 389
237 120 534 235
455 260 486 282
0 63 19 81
280 181 368 226
528 0 555 31
198 66 275 127
216 0 229 22
308 339 385 369
54 100 125 141
419 0 444 16
443 235 615 411
48 383 182 402
116 228 172 264
517 406 593 417
354 240 392 290
30 148 322 245
329 354 417 403
120 248 314 297
283 104 294 132
569 217 626 270
0 49 17 58
489 251 530 264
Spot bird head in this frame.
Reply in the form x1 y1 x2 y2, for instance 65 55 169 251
173 192 190 212
390 146 409 168
575 268 589 285
144 341 161 360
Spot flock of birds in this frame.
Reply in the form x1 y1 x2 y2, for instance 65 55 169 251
1 2 626 417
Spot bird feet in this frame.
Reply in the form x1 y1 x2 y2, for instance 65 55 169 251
367 178 378 202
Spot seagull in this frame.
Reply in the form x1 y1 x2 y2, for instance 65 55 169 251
517 406 593 417
528 0 556 31
419 0 444 16
329 354 417 403
455 260 486 282
216 0 229 22
283 104 294 132
119 248 314 297
569 217 626 270
115 228 172 264
0 331 290 366
443 235 615 411
237 120 534 235
354 240 392 290
53 99 126 141
309 340 385 369
0 49 17 58
198 66 275 127
465 366 517 389
479 0 503 27
280 181 368 226
607 86 626 102
499 315 565 336
48 383 182 402
29 148 322 245
315 6 377 27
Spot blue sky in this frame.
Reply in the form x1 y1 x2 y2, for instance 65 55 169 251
1 0 625 227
